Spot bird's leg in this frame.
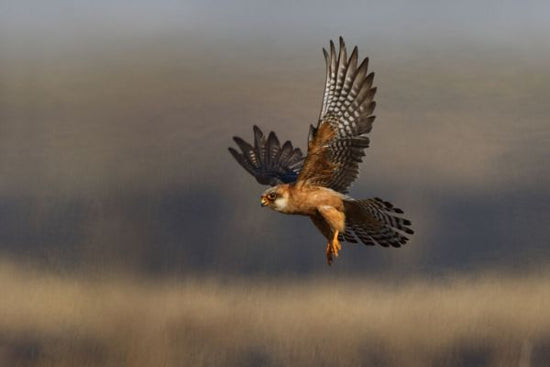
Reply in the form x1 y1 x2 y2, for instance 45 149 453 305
326 230 341 266
332 230 342 257
325 242 333 265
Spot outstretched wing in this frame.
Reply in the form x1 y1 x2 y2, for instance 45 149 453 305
297 37 376 194
229 125 304 186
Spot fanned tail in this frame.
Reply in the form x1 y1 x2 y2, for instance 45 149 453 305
341 197 413 248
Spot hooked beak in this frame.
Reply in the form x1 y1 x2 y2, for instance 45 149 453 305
260 196 268 207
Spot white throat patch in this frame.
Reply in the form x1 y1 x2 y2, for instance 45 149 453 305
272 196 289 212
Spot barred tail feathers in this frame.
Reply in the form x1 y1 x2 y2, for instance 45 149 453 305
341 197 413 248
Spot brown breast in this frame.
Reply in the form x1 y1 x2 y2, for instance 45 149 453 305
286 184 344 216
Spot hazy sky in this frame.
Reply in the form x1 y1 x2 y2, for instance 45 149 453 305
2 1 550 60
3 1 550 37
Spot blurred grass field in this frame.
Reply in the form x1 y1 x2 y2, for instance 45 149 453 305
1 261 549 367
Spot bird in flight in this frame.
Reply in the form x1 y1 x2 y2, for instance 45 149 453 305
229 37 413 265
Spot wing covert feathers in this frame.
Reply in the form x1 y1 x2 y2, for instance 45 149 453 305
298 37 377 193
228 125 304 186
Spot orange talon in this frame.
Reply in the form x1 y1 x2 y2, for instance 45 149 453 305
326 242 334 265
326 230 341 266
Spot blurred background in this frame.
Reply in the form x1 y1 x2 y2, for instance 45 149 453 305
1 0 549 277
1 1 550 366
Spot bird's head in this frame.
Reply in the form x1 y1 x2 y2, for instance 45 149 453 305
260 184 290 212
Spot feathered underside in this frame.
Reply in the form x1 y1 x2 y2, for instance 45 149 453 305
228 125 304 186
297 37 377 194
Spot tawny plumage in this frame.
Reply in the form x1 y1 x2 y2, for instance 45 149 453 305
229 37 413 265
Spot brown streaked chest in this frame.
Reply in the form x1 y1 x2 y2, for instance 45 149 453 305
286 185 344 215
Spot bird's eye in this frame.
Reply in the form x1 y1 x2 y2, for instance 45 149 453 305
268 192 277 200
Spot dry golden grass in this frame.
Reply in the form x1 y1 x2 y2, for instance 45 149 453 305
1 262 549 367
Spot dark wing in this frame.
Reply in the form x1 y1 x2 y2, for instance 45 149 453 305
342 198 414 247
228 125 304 186
297 37 376 194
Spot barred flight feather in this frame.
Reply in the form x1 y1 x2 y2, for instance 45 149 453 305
299 37 378 193
229 126 304 186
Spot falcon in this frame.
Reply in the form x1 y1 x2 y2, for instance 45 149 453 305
229 37 413 265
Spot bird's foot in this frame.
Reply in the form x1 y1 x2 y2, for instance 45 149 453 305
326 242 334 265
325 232 342 266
